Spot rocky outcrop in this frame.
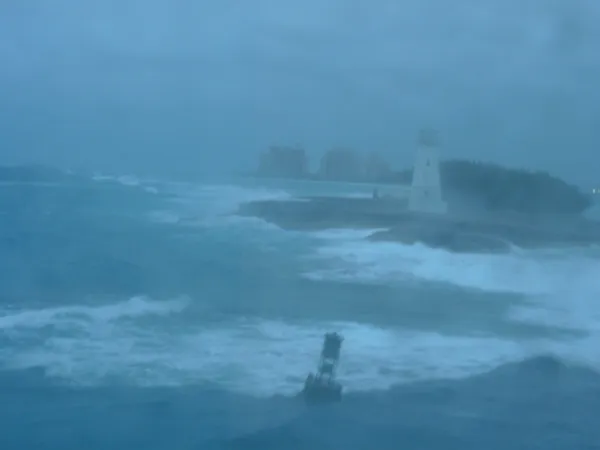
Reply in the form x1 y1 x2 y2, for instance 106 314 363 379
368 212 600 252
257 146 309 179
364 152 392 181
369 226 512 253
236 196 600 253
318 148 363 182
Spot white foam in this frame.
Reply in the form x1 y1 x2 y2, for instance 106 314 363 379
306 238 600 295
168 183 291 214
508 260 600 333
309 228 387 241
90 172 160 194
116 175 140 187
0 296 537 395
0 296 189 331
91 173 112 182
148 183 292 232
340 192 372 198
91 173 140 187
305 237 600 352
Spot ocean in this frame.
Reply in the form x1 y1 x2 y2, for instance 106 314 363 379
1 174 600 449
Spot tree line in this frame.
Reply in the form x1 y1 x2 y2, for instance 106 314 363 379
389 160 592 215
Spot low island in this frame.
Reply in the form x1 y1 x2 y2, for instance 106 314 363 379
237 140 599 253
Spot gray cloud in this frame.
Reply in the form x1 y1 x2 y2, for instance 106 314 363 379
1 0 599 184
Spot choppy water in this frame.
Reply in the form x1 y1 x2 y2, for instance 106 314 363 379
1 174 600 449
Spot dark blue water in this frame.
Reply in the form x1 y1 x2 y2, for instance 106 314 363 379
1 176 599 449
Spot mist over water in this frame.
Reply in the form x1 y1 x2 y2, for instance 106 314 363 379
3 1 600 448
2 0 600 184
1 174 600 448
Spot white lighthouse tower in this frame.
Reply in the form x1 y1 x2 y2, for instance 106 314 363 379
408 129 448 214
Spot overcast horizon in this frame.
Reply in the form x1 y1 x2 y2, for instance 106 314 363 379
1 1 599 185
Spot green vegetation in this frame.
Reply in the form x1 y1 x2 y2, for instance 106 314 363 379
253 148 592 215
434 160 590 215
383 160 590 215
333 159 591 215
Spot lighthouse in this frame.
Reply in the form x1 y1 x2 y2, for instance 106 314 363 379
408 129 448 214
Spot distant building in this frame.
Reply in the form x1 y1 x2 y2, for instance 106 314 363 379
257 146 309 178
318 148 363 181
363 152 392 181
318 148 391 182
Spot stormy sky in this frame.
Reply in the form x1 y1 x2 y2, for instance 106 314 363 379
0 0 599 184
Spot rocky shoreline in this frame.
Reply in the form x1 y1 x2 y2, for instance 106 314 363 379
237 196 600 253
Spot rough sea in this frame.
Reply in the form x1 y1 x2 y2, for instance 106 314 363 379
1 174 600 450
